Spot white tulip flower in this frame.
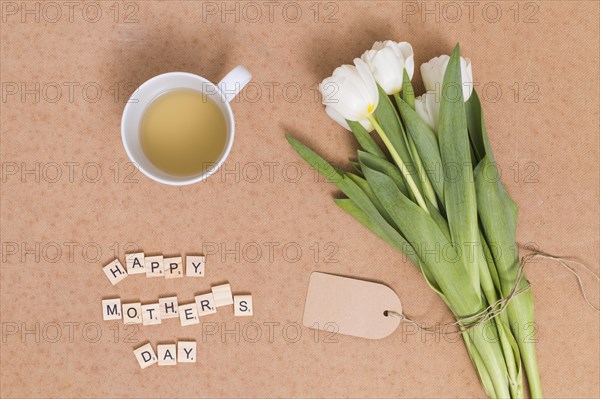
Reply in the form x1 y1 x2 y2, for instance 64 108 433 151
420 54 473 101
361 40 415 95
319 58 379 121
415 91 440 133
325 106 374 132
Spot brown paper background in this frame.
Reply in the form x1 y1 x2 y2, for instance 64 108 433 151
1 1 598 398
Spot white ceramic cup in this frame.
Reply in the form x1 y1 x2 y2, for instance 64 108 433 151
121 66 252 185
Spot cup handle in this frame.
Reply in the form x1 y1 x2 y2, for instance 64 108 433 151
218 65 252 103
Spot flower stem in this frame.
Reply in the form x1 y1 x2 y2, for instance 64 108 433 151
409 134 439 209
367 114 429 214
393 93 439 211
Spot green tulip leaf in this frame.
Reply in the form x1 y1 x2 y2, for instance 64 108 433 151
397 97 445 200
465 89 487 164
437 44 481 292
401 68 415 110
347 120 386 158
334 198 428 281
373 85 423 197
346 172 398 231
361 165 483 316
357 150 408 196
286 133 441 289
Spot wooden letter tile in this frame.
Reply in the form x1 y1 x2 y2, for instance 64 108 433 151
185 255 205 277
164 256 183 279
157 344 177 366
195 293 217 317
133 343 157 369
125 252 146 275
102 298 122 321
102 259 127 286
122 302 142 324
178 303 199 326
234 295 253 317
141 303 161 326
177 341 197 363
212 283 233 307
145 255 164 278
158 296 179 319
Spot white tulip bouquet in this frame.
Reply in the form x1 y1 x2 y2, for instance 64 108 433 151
287 43 543 398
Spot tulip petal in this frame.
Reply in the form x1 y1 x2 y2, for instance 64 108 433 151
354 58 379 111
325 106 374 132
325 105 351 130
361 40 415 95
421 54 473 101
415 91 440 133
370 48 405 94
396 42 415 79
371 41 387 51
461 57 474 100
420 55 449 93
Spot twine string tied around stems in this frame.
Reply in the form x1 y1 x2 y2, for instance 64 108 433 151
385 251 600 335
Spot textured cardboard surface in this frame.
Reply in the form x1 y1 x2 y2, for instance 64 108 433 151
0 1 598 398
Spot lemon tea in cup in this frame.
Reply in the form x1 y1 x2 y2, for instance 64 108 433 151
140 90 227 176
121 67 252 186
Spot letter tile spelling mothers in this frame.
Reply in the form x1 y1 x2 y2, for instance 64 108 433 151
141 303 161 326
234 295 253 317
102 289 253 326
195 292 217 316
122 302 142 324
102 298 122 320
158 296 179 319
178 303 199 326
211 283 233 307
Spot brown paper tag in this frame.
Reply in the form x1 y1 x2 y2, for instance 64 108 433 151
303 272 402 340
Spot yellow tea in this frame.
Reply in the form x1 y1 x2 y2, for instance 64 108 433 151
140 90 227 176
